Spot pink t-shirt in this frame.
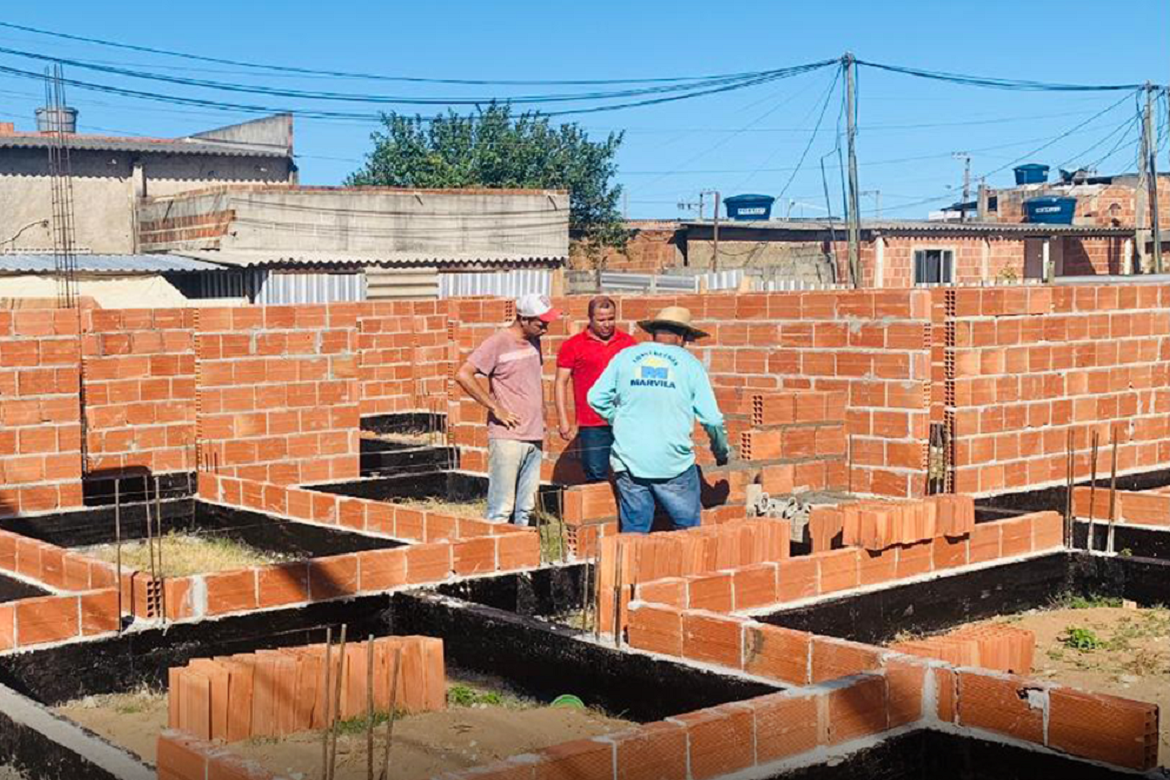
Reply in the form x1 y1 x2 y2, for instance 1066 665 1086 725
468 330 546 442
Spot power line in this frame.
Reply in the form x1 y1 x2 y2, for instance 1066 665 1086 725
857 59 1151 92
0 20 770 87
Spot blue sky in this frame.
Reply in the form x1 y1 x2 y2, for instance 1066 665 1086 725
1 2 1167 219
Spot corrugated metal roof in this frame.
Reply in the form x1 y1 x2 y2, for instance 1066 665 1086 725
171 250 567 269
0 254 228 273
683 219 1133 237
0 134 289 158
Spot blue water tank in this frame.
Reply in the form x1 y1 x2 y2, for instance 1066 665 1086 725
1024 196 1076 224
723 194 776 221
1014 164 1050 185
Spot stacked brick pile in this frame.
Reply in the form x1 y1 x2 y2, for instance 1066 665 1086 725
811 494 976 551
194 304 360 485
167 635 444 741
0 308 83 514
596 518 790 633
892 624 1035 674
82 308 196 475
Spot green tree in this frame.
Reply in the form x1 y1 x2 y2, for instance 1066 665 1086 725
347 104 628 262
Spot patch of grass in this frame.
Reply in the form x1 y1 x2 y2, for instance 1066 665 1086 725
1061 627 1103 652
447 683 525 709
335 711 395 735
79 532 286 577
389 496 489 520
1050 591 1123 611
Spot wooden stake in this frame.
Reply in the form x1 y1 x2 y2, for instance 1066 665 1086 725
155 475 167 620
1064 427 1074 548
366 636 375 780
1107 427 1119 554
377 647 402 780
328 624 348 780
114 479 122 630
320 626 333 777
592 548 602 641
1088 430 1100 552
612 541 624 648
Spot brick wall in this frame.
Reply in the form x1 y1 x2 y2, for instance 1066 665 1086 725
355 299 453 417
0 309 83 515
568 223 682 273
82 309 196 474
936 285 1170 496
194 305 360 484
450 290 932 498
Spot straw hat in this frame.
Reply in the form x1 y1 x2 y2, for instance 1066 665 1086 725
637 306 709 340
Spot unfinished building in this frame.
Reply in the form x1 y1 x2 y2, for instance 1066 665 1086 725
0 284 1168 780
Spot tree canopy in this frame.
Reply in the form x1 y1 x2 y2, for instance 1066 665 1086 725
347 104 628 254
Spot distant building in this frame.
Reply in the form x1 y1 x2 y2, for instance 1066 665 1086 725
137 185 570 301
0 111 296 255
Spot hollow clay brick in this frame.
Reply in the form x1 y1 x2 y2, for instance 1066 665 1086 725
743 624 811 686
748 692 818 763
956 671 1045 744
672 704 754 780
608 720 688 780
1048 687 1159 770
682 612 743 669
828 675 887 744
811 637 881 683
627 604 683 657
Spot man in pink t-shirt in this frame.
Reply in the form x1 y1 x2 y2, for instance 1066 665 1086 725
455 294 560 526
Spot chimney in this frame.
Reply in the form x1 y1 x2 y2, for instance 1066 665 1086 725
35 107 78 134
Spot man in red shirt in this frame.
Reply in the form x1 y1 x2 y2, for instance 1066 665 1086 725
555 296 636 483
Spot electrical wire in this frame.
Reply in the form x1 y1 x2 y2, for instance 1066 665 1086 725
0 21 775 86
857 59 1150 92
772 68 841 200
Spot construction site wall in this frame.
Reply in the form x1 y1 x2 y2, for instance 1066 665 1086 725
6 284 1170 514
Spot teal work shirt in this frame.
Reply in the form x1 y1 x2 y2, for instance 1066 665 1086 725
587 342 727 480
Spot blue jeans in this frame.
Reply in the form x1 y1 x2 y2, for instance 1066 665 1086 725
487 439 543 526
615 465 701 534
578 426 614 483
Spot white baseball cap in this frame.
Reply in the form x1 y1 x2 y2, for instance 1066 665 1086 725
516 293 561 323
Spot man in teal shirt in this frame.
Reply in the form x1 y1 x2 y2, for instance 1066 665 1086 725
587 306 730 533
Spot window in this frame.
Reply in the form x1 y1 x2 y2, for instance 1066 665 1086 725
913 249 954 285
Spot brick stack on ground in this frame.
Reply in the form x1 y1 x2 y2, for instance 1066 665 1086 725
892 624 1035 674
168 635 444 742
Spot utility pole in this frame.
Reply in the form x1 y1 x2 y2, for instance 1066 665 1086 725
1145 84 1162 273
953 152 971 222
844 52 862 288
1137 86 1152 272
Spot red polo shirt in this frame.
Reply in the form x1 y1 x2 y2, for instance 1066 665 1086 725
557 328 636 427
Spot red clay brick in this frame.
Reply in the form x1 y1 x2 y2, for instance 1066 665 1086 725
748 692 818 763
0 605 14 650
999 516 1033 558
205 570 258 615
931 535 968 570
968 522 1001 564
627 603 683 657
156 732 209 780
15 595 79 646
532 737 613 780
608 720 687 780
686 572 733 612
811 637 882 683
497 531 540 571
732 563 777 610
405 543 452 584
637 578 687 608
956 671 1045 744
308 555 358 600
257 563 310 608
357 548 407 592
682 612 743 669
672 704 754 780
80 589 119 636
828 675 887 744
453 537 497 576
777 556 819 602
885 656 926 728
817 548 860 593
743 624 810 685
1048 687 1159 770
895 541 932 579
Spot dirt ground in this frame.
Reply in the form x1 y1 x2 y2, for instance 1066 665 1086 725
77 532 288 577
55 680 630 779
953 600 1170 762
0 766 27 780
